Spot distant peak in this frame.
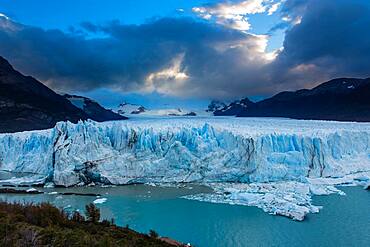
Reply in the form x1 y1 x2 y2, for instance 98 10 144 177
206 100 226 112
238 97 253 105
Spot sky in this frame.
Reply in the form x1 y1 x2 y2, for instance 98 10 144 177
0 0 370 109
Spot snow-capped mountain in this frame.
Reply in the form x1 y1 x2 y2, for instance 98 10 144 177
143 108 197 116
64 95 127 122
115 102 197 117
206 100 226 113
116 102 146 115
213 98 255 116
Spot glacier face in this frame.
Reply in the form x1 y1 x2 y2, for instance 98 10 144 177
1 117 370 220
1 117 370 186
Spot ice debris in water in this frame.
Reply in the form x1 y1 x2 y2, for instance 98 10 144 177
93 198 108 204
183 171 370 221
26 188 38 193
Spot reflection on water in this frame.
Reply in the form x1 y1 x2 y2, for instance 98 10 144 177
0 184 369 247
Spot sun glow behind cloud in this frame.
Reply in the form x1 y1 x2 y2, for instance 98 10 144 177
145 53 189 95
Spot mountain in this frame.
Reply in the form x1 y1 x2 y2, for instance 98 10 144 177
153 108 197 116
206 100 226 113
64 94 127 122
0 56 91 133
116 102 146 115
115 102 197 117
214 98 255 116
0 56 127 133
216 78 370 122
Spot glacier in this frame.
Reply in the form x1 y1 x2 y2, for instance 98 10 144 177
1 117 370 220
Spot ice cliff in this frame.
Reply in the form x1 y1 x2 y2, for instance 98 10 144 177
1 117 370 220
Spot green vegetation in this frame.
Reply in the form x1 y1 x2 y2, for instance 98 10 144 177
0 202 177 246
85 203 101 223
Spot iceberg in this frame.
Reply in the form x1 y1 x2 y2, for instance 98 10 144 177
93 198 108 204
1 117 369 220
183 171 369 221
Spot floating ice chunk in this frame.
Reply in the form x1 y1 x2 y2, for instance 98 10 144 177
145 182 157 187
93 198 107 204
309 184 345 195
182 176 369 221
26 188 38 193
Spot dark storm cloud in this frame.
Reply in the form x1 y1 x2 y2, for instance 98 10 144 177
270 0 370 90
0 16 271 98
0 0 370 99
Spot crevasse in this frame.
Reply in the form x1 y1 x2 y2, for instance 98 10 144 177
1 118 369 187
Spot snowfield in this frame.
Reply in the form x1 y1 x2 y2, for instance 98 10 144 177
1 117 370 220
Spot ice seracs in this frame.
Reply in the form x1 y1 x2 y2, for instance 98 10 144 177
1 117 370 220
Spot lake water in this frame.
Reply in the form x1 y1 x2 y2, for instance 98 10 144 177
0 184 369 247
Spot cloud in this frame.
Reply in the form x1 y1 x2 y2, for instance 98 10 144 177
192 0 262 30
279 0 307 22
0 16 274 98
192 0 279 31
144 53 189 95
0 13 10 20
268 2 281 15
0 0 370 100
271 0 370 90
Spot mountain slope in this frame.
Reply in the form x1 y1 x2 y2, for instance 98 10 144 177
64 94 127 122
115 102 198 117
0 56 126 133
216 78 370 122
0 56 91 133
116 102 147 115
214 98 255 116
206 100 226 113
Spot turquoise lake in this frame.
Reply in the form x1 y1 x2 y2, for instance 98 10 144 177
0 185 369 247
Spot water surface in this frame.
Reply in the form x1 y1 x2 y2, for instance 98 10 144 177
0 185 369 247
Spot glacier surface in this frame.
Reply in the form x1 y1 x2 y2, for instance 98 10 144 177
1 117 370 220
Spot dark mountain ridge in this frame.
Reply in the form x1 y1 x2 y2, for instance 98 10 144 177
214 97 255 116
235 77 370 121
0 56 126 133
64 94 127 122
